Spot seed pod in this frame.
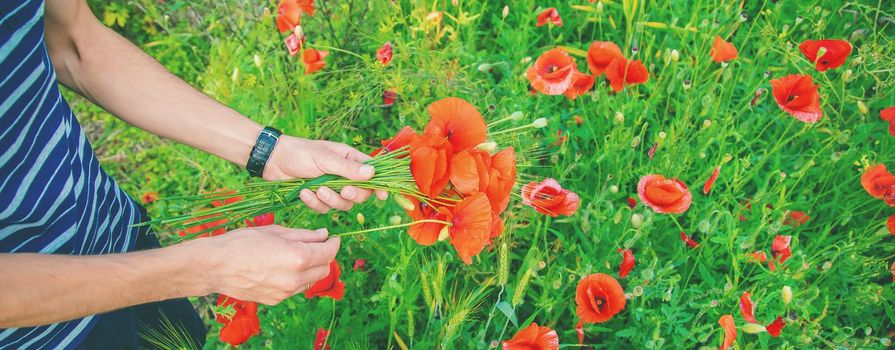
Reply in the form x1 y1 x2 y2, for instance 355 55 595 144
782 286 793 305
356 213 365 225
742 323 767 334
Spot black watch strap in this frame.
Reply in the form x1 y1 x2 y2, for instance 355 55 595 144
246 126 282 178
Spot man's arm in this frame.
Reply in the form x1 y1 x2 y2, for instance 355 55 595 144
43 0 385 213
0 226 339 328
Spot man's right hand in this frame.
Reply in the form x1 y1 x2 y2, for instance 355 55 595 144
183 225 340 305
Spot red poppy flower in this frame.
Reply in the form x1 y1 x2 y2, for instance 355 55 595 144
861 164 895 206
450 148 492 195
521 178 580 217
214 295 258 324
449 193 492 264
526 48 578 95
626 197 637 209
575 321 585 344
285 31 303 56
501 322 559 350
353 258 366 271
799 39 852 71
750 250 767 263
485 147 517 215
302 48 329 74
490 213 505 240
535 8 562 27
245 212 275 227
772 235 792 265
770 74 822 123
376 41 394 66
314 328 332 350
383 89 398 107
574 115 584 125
575 273 626 324
766 316 785 338
305 260 346 300
881 107 895 136
604 58 649 92
141 191 158 204
276 0 301 33
564 71 596 100
210 191 243 207
215 295 260 346
410 133 454 198
424 97 487 152
703 167 721 194
637 174 692 214
617 249 635 278
586 41 624 76
888 214 895 235
783 211 810 227
718 314 737 350
406 197 453 245
371 126 417 157
179 214 229 238
710 36 738 63
680 232 699 248
739 292 757 323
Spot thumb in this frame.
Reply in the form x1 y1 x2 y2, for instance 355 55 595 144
318 153 376 181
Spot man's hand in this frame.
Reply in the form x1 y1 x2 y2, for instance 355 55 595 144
189 225 340 305
264 136 388 213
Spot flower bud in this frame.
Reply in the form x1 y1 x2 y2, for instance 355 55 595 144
231 67 239 82
609 185 619 193
702 119 713 129
502 5 509 18
477 141 497 152
670 49 680 62
253 54 262 68
389 215 402 225
630 213 644 228
478 63 493 73
356 213 365 225
843 69 853 81
857 100 869 114
742 323 767 334
782 285 793 304
510 111 524 121
614 111 625 124
520 56 532 64
532 118 548 128
658 131 667 140
631 136 641 148
596 1 603 13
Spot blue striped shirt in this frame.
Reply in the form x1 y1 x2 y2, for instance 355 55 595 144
1 1 147 348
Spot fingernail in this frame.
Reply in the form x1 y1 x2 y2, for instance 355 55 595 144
359 165 374 177
342 188 354 199
316 228 328 235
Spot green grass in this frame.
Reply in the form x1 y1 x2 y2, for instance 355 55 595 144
76 0 895 348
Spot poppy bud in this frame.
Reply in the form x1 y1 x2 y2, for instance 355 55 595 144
781 286 792 305
853 56 863 64
253 54 262 68
393 195 415 210
478 63 493 73
520 56 532 64
795 16 804 24
476 141 497 152
739 13 748 22
609 185 619 193
614 111 625 124
658 131 667 140
843 69 853 81
356 213 365 225
702 119 712 129
502 5 509 18
632 285 643 296
698 220 711 233
857 101 869 114
722 154 733 163
596 1 603 13
510 111 524 121
699 152 706 159
231 68 239 82
437 226 449 241
631 136 641 148
630 213 643 228
742 323 767 334
532 118 548 128
670 49 680 62
389 215 402 225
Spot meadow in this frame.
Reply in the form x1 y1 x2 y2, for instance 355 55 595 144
76 0 895 349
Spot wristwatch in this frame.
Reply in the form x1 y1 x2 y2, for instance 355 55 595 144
246 126 282 178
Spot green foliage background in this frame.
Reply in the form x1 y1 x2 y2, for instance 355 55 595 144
73 0 895 348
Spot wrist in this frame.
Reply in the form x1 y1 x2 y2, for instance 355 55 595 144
167 240 217 297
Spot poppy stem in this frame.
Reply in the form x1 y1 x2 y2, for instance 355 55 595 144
334 219 452 237
490 124 535 136
669 215 686 234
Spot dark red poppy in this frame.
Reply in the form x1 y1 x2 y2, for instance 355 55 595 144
314 328 332 350
881 107 895 136
449 193 492 264
521 178 580 217
783 211 810 227
617 249 635 278
766 316 785 338
305 260 346 301
637 174 692 214
772 235 792 266
285 31 304 56
501 322 559 350
141 191 158 204
371 126 417 157
861 164 895 206
750 250 767 264
586 41 624 76
406 197 452 245
245 212 275 227
703 166 721 194
215 295 260 346
526 48 578 95
719 314 737 350
626 197 637 209
424 97 487 152
450 148 492 195
604 58 649 92
485 147 517 215
799 39 852 71
680 231 699 248
710 36 738 63
739 292 757 323
564 71 596 100
302 48 328 74
353 258 367 271
770 74 822 123
383 89 398 107
410 133 454 198
536 8 562 27
376 41 394 66
575 273 626 324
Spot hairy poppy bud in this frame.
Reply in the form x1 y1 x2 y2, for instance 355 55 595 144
532 118 548 128
388 215 402 225
502 5 509 18
253 54 262 68
670 49 680 62
630 213 644 228
509 111 524 121
609 185 619 193
782 286 793 305
614 111 625 124
478 63 493 73
857 101 868 114
356 213 365 225
742 323 767 334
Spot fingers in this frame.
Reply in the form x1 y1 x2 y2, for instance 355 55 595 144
294 264 331 294
316 145 376 181
265 226 329 243
300 189 331 214
340 186 372 204
316 186 354 211
293 237 341 268
375 189 389 200
323 141 372 163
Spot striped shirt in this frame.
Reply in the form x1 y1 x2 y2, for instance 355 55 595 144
1 1 147 349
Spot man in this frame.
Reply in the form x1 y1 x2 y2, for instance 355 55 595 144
0 0 384 348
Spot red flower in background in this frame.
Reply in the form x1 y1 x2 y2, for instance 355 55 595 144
881 107 895 136
718 314 737 350
302 48 329 74
604 58 649 92
766 316 786 338
449 193 493 264
783 211 810 227
451 148 492 195
276 0 302 33
486 148 517 215
617 249 635 278
410 133 454 198
179 214 229 238
527 48 578 95
425 97 487 152
887 214 895 235
245 212 275 227
490 213 505 241
521 178 580 217
626 197 637 209
353 258 367 271
141 191 158 204
382 89 398 107
739 292 757 323
770 74 822 123
586 41 624 76
501 322 560 350
284 31 304 56
703 167 721 194
376 41 394 65
680 232 699 248
215 295 260 346
406 197 453 245
305 260 346 300
314 328 332 350
637 174 692 214
799 39 852 71
861 164 895 206
772 235 792 265
710 36 738 63
536 8 562 27
564 71 596 100
370 126 416 157
575 273 626 323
